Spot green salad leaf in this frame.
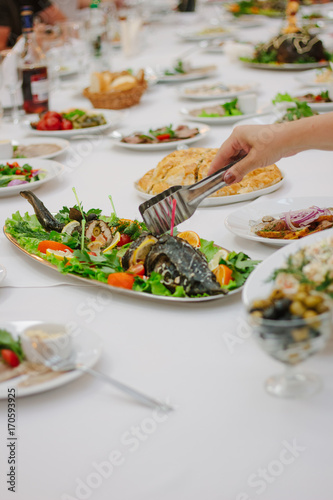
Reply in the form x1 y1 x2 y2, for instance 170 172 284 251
0 329 24 362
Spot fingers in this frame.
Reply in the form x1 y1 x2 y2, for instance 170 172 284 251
223 150 262 184
208 134 244 175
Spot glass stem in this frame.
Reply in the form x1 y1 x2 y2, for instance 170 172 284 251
9 89 19 124
284 364 298 381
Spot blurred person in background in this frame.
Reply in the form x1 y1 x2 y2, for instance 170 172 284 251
0 0 66 50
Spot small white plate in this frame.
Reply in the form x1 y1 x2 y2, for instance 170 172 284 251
23 109 123 138
0 265 6 284
156 66 218 83
9 138 70 160
295 68 333 87
0 321 101 398
243 226 333 307
134 175 285 207
225 195 333 247
241 60 329 71
111 122 210 151
0 158 64 198
178 81 259 100
279 87 333 111
176 27 232 41
180 104 262 125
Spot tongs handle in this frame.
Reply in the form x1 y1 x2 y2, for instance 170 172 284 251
187 156 245 205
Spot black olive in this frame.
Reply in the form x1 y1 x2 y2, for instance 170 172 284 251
86 213 98 222
274 298 292 315
263 306 279 320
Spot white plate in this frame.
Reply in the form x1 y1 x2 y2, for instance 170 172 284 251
0 265 6 284
242 226 333 307
178 81 259 100
156 66 218 83
225 195 333 247
135 174 285 207
232 112 276 127
0 321 101 398
23 109 123 138
283 87 333 111
9 138 70 160
295 68 333 87
241 60 329 71
180 105 263 125
0 158 64 198
110 122 210 151
176 27 232 41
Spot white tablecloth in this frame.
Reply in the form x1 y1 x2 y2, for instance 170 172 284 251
1 11 333 500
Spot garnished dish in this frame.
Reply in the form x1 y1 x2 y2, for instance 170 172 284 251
179 81 259 100
156 62 217 83
4 192 259 302
180 97 261 124
0 162 46 188
0 322 101 397
120 124 200 144
273 89 333 111
186 98 243 118
272 93 316 120
177 26 231 41
9 138 70 160
226 0 285 17
136 148 284 206
31 109 107 131
250 205 333 239
111 123 209 150
295 67 333 86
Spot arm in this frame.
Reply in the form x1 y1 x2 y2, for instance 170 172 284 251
38 5 67 24
208 113 333 184
0 26 10 50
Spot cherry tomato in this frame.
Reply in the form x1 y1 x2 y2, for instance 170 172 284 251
107 272 135 289
44 115 62 130
1 349 20 368
127 263 145 276
156 133 171 141
61 119 73 130
117 234 132 247
36 119 48 131
38 240 74 254
15 169 22 175
43 111 62 121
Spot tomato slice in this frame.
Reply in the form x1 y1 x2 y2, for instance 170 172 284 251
117 234 132 247
127 263 145 276
107 272 135 289
156 133 171 141
1 349 20 367
38 240 74 254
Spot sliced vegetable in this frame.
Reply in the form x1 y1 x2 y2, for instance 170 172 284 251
1 349 20 368
107 272 135 289
38 240 74 254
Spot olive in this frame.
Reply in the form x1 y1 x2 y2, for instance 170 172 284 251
304 295 323 309
252 299 271 310
251 310 263 318
263 306 279 320
293 291 308 303
274 298 292 315
298 283 311 293
303 310 318 319
290 301 306 317
269 289 285 301
316 303 329 314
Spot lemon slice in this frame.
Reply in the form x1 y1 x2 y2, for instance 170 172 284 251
61 221 80 235
46 249 74 261
208 248 230 271
102 232 121 254
178 231 201 248
130 236 157 265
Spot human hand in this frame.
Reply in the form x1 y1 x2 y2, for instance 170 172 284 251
207 123 293 184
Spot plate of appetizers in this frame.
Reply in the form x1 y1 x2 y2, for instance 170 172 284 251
0 159 64 198
3 191 260 302
155 62 218 83
0 321 101 398
180 96 262 125
295 68 333 87
176 26 233 41
8 138 70 160
135 148 284 206
110 122 210 150
225 196 333 246
243 226 333 307
275 88 333 111
23 109 123 137
178 80 259 100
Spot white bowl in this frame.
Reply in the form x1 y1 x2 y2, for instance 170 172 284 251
0 140 13 159
21 323 73 365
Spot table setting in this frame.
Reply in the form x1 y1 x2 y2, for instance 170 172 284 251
1 1 333 499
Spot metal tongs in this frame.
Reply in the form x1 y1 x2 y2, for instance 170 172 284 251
139 156 244 235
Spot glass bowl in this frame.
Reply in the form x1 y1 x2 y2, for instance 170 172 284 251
248 308 332 398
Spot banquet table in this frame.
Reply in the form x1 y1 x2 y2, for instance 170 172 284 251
1 10 333 500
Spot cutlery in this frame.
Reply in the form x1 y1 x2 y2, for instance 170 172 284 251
139 157 245 235
173 40 210 64
44 353 173 412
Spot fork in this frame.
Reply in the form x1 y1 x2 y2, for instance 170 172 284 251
139 157 244 235
44 353 173 412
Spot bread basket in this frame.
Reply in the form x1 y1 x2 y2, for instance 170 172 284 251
83 81 147 110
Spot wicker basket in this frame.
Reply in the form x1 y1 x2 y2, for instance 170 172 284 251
83 82 147 110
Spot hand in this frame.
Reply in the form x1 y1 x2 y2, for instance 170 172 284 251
208 123 294 184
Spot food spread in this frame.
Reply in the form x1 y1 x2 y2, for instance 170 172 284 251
31 109 107 131
0 162 45 188
121 125 200 144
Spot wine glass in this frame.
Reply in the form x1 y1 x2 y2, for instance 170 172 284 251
58 21 89 79
248 306 332 398
0 50 23 124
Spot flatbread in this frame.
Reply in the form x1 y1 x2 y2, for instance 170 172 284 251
137 148 282 197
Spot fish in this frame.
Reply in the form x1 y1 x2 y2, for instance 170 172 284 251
20 191 64 232
123 233 225 296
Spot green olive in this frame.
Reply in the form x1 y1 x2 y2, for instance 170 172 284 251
316 303 329 314
298 284 311 293
293 292 308 303
269 289 285 301
252 299 271 310
303 310 318 319
304 295 323 309
290 301 306 316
